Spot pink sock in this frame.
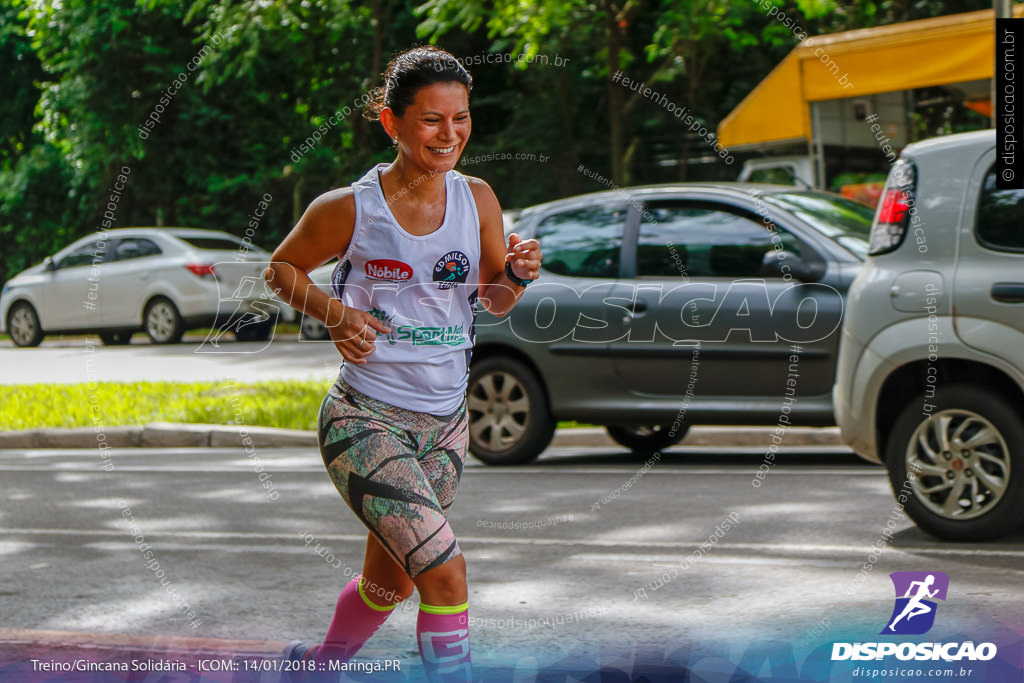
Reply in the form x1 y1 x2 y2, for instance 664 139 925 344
314 576 397 662
417 602 471 683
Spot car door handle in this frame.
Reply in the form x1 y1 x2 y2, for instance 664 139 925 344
621 299 648 324
628 300 648 314
991 283 1024 304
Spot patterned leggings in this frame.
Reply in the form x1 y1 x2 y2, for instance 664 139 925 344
317 377 469 578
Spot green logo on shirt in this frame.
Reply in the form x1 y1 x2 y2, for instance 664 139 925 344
396 324 466 346
368 307 397 345
367 308 466 346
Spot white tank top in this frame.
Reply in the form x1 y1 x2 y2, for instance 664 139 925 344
332 163 481 414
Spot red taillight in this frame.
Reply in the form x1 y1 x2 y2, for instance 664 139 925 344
185 263 217 278
876 189 908 225
868 159 916 256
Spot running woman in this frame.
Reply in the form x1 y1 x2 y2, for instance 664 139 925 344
265 46 541 682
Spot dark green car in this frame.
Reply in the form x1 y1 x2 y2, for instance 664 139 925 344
467 183 874 464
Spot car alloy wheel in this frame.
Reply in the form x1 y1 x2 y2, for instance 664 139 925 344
473 372 529 449
467 356 555 465
886 384 1024 541
8 302 44 347
905 409 1010 522
144 298 185 344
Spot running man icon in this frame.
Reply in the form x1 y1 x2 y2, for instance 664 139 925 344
889 575 938 629
882 571 950 635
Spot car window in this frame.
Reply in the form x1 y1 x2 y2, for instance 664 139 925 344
746 168 800 186
113 238 162 261
761 192 873 259
977 166 1024 252
535 205 626 278
57 241 104 269
177 236 248 251
637 203 810 278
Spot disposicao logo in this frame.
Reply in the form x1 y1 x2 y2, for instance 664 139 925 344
831 571 997 662
881 571 947 635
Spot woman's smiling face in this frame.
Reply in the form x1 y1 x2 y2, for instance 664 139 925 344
385 82 471 174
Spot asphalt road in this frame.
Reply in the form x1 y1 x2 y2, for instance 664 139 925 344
3 443 1022 678
0 336 341 385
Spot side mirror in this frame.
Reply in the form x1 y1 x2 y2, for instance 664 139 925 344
762 250 825 283
44 256 57 271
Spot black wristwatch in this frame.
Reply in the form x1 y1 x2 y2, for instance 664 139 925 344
505 260 533 287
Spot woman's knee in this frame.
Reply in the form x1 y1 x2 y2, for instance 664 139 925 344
414 555 467 604
360 575 414 606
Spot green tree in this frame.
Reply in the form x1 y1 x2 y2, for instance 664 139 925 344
416 0 783 185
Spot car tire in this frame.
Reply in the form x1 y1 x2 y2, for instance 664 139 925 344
299 313 330 341
7 301 44 348
467 356 555 466
144 297 185 344
605 424 689 453
885 383 1024 541
99 331 133 346
234 317 275 342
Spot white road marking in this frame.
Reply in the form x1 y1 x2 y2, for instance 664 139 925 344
568 552 854 569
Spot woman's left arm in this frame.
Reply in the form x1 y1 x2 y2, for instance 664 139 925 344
469 177 542 317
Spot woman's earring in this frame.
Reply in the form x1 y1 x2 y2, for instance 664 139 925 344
392 137 398 145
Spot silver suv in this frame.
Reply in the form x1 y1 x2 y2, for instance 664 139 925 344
835 130 1024 541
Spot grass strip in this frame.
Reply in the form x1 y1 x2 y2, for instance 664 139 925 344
1 380 595 432
0 380 327 431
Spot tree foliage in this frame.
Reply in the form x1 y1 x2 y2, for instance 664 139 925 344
0 0 992 286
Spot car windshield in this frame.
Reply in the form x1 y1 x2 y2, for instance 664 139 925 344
177 235 264 252
762 192 874 259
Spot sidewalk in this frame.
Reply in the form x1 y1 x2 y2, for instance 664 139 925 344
0 423 845 450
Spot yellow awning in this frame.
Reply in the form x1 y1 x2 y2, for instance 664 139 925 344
718 7 1024 149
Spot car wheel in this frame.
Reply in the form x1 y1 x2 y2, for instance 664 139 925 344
7 302 44 347
885 384 1024 541
605 424 689 453
467 356 555 466
299 313 329 341
144 297 185 344
99 331 133 346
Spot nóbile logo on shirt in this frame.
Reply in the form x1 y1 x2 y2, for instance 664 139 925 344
365 259 413 281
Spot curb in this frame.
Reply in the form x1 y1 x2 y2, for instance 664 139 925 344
0 423 844 450
0 422 317 450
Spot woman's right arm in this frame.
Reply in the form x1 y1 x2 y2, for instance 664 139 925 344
264 188 388 364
